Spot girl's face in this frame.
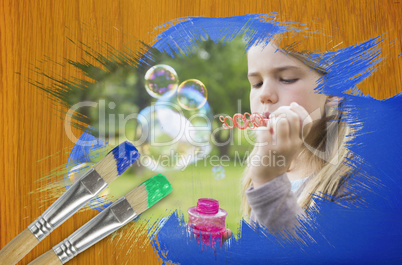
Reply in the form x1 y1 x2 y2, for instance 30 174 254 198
248 43 328 120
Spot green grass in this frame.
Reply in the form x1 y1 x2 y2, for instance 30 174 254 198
107 160 245 236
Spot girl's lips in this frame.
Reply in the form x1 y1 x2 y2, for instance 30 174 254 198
262 112 271 119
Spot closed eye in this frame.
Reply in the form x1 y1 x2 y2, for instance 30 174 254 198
280 78 298 84
252 82 263 88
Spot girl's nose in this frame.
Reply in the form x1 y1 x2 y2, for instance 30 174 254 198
259 81 278 104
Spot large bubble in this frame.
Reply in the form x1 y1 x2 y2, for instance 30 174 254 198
177 79 208 110
144 64 179 98
136 93 213 172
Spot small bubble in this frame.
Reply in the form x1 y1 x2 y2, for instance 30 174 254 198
109 102 116 109
212 165 225 180
177 79 207 110
144 64 179 98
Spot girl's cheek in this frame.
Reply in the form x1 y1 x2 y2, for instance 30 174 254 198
249 96 258 112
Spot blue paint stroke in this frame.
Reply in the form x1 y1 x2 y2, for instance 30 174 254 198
65 130 113 211
111 141 140 176
148 14 292 58
65 129 107 166
147 15 402 264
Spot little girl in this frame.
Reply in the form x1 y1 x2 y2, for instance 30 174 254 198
241 41 355 236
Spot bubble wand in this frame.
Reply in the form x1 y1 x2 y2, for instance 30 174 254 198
219 113 267 130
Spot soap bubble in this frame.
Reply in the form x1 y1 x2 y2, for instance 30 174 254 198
212 165 225 180
136 93 213 172
145 64 179 98
177 79 208 110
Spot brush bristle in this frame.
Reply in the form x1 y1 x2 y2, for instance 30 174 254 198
93 141 140 184
125 185 149 215
93 152 119 184
111 141 140 176
125 174 172 215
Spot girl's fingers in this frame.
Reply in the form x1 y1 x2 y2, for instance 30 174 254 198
257 103 312 149
255 121 273 147
284 108 300 140
290 102 313 138
270 113 289 146
270 107 299 141
222 229 232 241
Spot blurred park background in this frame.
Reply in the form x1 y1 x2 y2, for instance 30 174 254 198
65 36 254 236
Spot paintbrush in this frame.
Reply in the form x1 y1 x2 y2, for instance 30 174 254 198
28 173 172 265
0 141 140 265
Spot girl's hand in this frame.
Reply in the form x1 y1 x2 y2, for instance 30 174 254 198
251 102 313 189
222 228 232 242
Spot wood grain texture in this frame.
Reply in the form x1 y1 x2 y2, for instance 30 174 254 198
0 0 400 264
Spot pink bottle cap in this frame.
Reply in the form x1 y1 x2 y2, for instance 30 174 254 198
196 198 219 214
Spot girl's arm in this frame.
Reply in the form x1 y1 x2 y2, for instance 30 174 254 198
245 103 312 234
250 103 313 189
246 173 305 235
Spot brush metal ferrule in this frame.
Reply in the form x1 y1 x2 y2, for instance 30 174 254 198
28 168 107 241
53 197 137 264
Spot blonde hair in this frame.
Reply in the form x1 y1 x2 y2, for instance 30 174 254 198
241 47 355 218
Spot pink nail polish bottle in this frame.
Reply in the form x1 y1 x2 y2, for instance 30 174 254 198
187 198 227 246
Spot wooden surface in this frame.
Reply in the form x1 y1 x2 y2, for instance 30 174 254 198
0 0 401 264
28 249 61 265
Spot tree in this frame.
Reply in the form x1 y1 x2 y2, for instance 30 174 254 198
150 37 251 157
53 37 250 158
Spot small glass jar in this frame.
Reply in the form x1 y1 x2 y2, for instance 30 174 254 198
187 198 227 246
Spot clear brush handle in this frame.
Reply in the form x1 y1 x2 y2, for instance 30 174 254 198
53 197 137 264
28 168 107 241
